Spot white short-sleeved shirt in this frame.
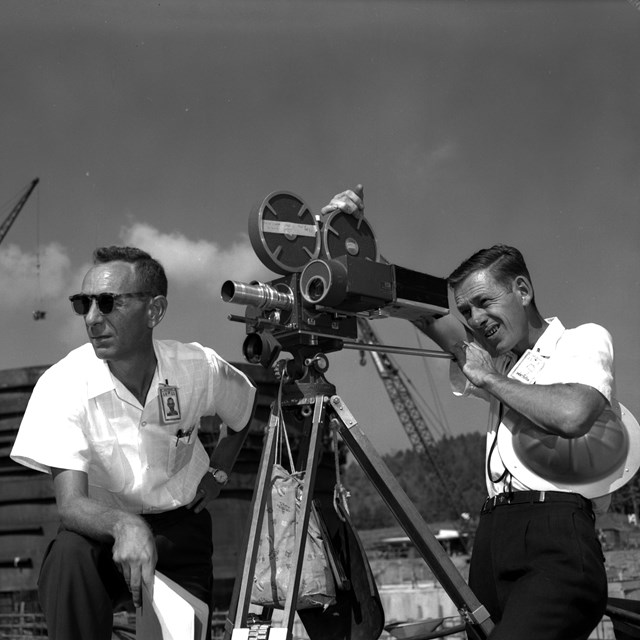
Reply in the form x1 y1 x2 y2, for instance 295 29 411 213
450 317 615 512
11 340 256 513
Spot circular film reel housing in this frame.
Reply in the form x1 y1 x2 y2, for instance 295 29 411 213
249 192 321 274
321 210 379 262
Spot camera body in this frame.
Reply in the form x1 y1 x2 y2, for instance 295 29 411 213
221 191 449 366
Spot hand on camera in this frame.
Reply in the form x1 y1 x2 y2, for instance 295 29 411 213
321 184 365 219
451 340 499 389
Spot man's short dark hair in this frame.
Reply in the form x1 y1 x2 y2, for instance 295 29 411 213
93 246 168 297
447 244 532 291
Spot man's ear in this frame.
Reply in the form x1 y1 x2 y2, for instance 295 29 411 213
147 296 168 328
513 275 534 306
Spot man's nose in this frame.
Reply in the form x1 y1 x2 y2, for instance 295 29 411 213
84 299 104 325
468 307 485 328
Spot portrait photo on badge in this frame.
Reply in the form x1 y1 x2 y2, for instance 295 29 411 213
159 386 182 422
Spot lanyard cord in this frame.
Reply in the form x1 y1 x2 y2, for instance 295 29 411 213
486 354 517 491
487 403 511 487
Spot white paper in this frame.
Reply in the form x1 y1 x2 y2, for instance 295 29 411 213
152 574 195 640
137 571 208 640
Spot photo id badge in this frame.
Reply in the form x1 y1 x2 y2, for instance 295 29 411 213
508 349 547 384
159 384 182 423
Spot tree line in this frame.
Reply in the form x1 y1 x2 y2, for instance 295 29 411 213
342 432 486 529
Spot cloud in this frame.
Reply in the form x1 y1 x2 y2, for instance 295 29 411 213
0 242 73 306
0 224 272 311
1 224 276 362
122 222 273 298
0 242 88 356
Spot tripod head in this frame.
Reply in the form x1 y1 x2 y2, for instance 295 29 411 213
222 190 450 368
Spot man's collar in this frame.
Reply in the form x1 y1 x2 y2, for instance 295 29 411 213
85 340 162 400
86 351 116 399
529 317 565 358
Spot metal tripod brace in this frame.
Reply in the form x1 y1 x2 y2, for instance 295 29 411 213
225 353 494 640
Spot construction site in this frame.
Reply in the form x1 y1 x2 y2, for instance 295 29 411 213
2 178 640 640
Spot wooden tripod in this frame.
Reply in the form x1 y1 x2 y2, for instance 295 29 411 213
224 351 493 640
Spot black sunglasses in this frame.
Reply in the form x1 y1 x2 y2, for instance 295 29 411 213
69 292 152 316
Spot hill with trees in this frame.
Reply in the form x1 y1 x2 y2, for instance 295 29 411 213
342 431 486 529
342 430 640 530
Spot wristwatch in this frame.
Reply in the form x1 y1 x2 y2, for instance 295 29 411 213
208 467 229 486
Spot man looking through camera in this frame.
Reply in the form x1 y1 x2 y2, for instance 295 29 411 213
323 186 616 640
11 246 257 640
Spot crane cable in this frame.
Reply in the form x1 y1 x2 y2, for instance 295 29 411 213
33 186 46 320
357 319 472 518
386 347 450 440
411 325 452 436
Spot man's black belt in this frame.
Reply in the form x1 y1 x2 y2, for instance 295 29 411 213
481 490 592 515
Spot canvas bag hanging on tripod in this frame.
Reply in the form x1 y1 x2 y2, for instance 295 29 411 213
250 403 337 610
298 426 385 640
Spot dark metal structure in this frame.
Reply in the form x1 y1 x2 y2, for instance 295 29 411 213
0 178 39 247
0 362 280 618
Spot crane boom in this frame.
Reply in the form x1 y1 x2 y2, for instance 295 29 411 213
0 178 40 246
356 316 471 520
356 317 438 453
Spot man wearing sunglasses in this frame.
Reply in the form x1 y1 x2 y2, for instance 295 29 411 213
11 246 257 640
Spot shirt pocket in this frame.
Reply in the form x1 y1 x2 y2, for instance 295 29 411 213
166 427 196 477
89 438 126 493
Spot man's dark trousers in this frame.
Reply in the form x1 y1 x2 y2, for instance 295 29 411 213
38 506 213 640
469 496 607 640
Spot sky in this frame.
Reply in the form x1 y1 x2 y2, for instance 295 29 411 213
1 0 639 456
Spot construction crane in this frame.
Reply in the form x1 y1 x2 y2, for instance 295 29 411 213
356 316 471 520
0 178 40 246
0 178 46 320
356 316 444 452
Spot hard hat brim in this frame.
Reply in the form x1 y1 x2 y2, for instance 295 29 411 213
497 401 640 499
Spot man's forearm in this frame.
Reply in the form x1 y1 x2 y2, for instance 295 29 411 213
60 493 150 542
209 421 252 472
52 468 149 542
209 397 257 472
480 373 606 438
411 314 468 354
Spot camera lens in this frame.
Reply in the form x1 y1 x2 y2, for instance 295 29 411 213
242 332 281 368
300 259 348 307
305 277 327 303
220 280 236 302
243 333 264 363
221 280 293 310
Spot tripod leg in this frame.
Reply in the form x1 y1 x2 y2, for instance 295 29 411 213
225 395 329 640
225 409 279 639
279 395 327 635
328 395 494 640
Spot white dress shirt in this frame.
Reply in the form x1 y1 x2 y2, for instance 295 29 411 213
11 340 256 513
450 318 615 512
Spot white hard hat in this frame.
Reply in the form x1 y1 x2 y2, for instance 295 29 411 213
497 401 640 499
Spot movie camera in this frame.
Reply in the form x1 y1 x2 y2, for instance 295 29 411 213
223 195 494 640
221 191 450 367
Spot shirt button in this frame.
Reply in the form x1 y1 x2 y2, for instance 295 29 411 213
141 421 147 427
